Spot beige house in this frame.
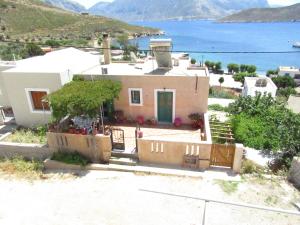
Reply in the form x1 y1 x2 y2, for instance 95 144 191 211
0 48 99 126
82 38 209 124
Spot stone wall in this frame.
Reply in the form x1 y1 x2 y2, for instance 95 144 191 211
0 142 55 160
288 157 300 188
47 132 112 163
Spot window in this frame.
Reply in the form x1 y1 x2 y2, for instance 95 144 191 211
128 88 143 106
25 88 50 113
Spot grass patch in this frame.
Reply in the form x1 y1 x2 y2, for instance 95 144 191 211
241 159 264 175
208 104 229 112
216 180 240 194
264 195 279 205
51 151 89 167
209 88 237 99
3 126 47 144
0 156 44 179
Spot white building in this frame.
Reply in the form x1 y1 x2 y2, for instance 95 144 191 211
278 66 300 79
242 77 277 98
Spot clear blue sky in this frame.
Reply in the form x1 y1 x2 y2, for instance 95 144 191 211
73 0 300 8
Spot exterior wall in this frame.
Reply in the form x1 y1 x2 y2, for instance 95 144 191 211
0 141 55 160
243 81 277 98
1 72 63 127
138 138 212 169
278 70 300 78
86 75 209 124
288 157 300 188
233 144 244 173
0 66 14 107
47 132 112 163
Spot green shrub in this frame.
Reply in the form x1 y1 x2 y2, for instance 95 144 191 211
208 104 228 112
190 58 196 64
4 127 47 144
233 72 257 83
277 87 297 98
209 88 237 99
216 180 239 194
241 160 263 174
51 151 89 166
272 76 296 89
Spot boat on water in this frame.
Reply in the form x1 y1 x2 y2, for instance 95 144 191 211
293 42 300 48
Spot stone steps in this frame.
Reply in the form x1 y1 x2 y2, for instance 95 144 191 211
109 157 138 166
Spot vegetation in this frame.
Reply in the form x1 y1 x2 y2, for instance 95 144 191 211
266 69 278 77
209 87 237 99
48 80 121 121
277 87 297 99
190 58 196 64
0 42 44 60
272 76 296 89
0 156 44 178
208 104 228 112
3 126 47 144
218 77 224 87
241 159 264 174
229 94 300 169
45 39 61 48
0 0 158 42
227 63 240 74
216 180 240 194
233 72 257 83
116 34 138 60
240 64 257 73
205 61 222 73
51 151 89 166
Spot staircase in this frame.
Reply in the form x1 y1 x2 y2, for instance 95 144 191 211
109 151 139 166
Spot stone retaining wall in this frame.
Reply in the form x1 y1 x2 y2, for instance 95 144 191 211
288 157 300 188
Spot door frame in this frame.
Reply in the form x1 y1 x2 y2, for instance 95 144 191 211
154 89 176 123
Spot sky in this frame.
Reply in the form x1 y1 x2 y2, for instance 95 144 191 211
73 0 300 8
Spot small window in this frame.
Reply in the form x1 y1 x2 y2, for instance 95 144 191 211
129 88 143 106
285 73 290 76
30 91 50 111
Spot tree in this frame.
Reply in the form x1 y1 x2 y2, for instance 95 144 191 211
97 36 103 46
246 65 257 73
240 64 248 72
227 63 239 74
117 34 129 49
272 76 296 89
215 62 222 72
191 58 196 64
48 80 122 121
277 87 297 99
21 43 44 58
233 72 257 83
218 77 224 87
266 69 278 77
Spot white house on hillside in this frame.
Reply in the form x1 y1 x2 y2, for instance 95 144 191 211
278 66 300 79
242 77 277 98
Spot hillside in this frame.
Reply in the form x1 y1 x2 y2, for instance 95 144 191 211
0 0 159 41
88 0 269 22
42 0 85 13
220 3 300 22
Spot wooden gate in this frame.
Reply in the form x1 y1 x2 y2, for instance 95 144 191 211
110 128 125 151
210 144 235 168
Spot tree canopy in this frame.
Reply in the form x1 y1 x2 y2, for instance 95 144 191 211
47 80 121 121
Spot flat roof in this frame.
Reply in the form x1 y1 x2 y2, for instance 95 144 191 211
82 57 208 77
3 48 99 74
279 66 300 72
244 77 277 90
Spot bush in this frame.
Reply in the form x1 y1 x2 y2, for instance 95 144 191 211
51 151 89 166
208 104 228 112
233 72 257 83
190 58 196 64
229 94 300 169
277 87 296 98
45 39 61 48
4 127 47 144
227 63 240 74
209 88 237 99
272 76 296 89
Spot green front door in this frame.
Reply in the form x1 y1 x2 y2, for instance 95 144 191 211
157 91 173 123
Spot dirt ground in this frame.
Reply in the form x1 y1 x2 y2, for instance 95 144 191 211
0 171 299 225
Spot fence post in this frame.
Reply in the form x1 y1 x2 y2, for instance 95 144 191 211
233 143 244 173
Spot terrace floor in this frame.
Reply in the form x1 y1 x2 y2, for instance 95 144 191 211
109 124 201 153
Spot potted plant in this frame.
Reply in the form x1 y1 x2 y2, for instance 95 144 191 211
136 115 144 125
188 113 204 129
174 117 182 127
190 58 196 65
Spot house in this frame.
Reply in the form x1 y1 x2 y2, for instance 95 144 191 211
278 66 300 86
81 37 210 124
0 37 210 127
0 48 99 126
242 77 277 98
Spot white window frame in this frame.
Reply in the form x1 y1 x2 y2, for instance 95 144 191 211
25 88 51 114
154 89 176 123
128 88 143 106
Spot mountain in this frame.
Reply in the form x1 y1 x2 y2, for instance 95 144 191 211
0 0 159 40
42 0 86 13
220 3 300 22
88 0 269 21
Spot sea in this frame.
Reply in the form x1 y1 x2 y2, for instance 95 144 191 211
131 20 300 73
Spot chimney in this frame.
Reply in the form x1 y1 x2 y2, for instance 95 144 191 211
150 39 172 69
102 33 111 65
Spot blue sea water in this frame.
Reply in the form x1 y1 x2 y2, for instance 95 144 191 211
131 20 300 73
